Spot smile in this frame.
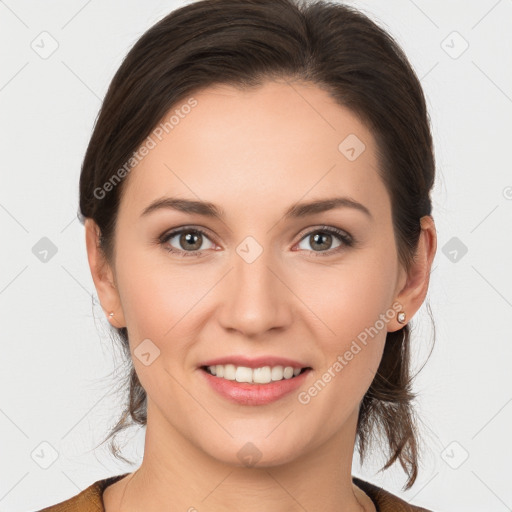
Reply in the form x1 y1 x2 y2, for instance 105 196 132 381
199 365 312 405
203 364 309 384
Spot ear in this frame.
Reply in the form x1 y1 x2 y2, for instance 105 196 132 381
84 218 126 328
388 215 437 332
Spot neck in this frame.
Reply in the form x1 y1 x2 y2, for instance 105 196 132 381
111 400 373 512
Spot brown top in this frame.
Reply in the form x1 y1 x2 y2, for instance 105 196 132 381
36 473 434 511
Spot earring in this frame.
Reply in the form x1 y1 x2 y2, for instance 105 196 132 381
109 312 114 318
397 311 406 324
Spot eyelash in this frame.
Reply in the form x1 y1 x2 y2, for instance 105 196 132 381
159 225 354 258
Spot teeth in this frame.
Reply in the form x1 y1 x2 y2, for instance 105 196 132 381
206 364 304 384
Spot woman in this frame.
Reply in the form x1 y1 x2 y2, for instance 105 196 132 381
39 0 438 510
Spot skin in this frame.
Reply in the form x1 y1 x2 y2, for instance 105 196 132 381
85 79 437 512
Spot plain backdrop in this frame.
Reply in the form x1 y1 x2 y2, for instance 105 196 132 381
1 1 511 511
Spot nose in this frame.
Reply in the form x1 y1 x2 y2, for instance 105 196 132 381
217 247 293 338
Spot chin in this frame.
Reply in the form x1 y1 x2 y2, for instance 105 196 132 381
200 435 307 469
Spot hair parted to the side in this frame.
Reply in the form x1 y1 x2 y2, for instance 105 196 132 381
79 0 436 490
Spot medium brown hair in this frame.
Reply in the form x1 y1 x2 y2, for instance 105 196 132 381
79 0 436 490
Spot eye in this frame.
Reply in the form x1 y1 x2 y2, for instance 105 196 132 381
159 225 354 258
296 226 354 256
160 227 216 257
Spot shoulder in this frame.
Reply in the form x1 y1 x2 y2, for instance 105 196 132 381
353 476 435 512
35 474 129 512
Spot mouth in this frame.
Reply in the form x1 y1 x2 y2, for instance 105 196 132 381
200 364 312 385
199 363 313 405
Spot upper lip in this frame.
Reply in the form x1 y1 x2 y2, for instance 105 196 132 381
199 355 311 369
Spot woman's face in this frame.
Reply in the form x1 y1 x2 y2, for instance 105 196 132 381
92 79 412 467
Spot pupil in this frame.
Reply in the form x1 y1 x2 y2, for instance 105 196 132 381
312 233 331 251
182 231 201 250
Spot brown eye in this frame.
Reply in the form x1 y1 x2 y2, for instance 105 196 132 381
296 227 353 256
178 231 203 251
161 228 216 256
308 232 335 251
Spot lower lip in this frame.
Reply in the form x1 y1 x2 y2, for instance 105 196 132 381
199 367 311 406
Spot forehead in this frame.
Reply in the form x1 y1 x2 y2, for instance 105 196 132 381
120 80 388 221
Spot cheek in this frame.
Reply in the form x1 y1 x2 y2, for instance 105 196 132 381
298 248 397 348
114 246 217 374
296 262 394 431
114 237 200 330
293 244 397 407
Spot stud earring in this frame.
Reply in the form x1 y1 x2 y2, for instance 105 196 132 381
397 311 406 324
109 312 114 318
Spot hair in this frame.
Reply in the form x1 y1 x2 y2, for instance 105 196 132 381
79 0 436 490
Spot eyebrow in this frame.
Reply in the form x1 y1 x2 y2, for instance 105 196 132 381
140 196 372 220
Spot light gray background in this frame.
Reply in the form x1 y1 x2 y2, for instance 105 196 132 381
1 1 511 511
